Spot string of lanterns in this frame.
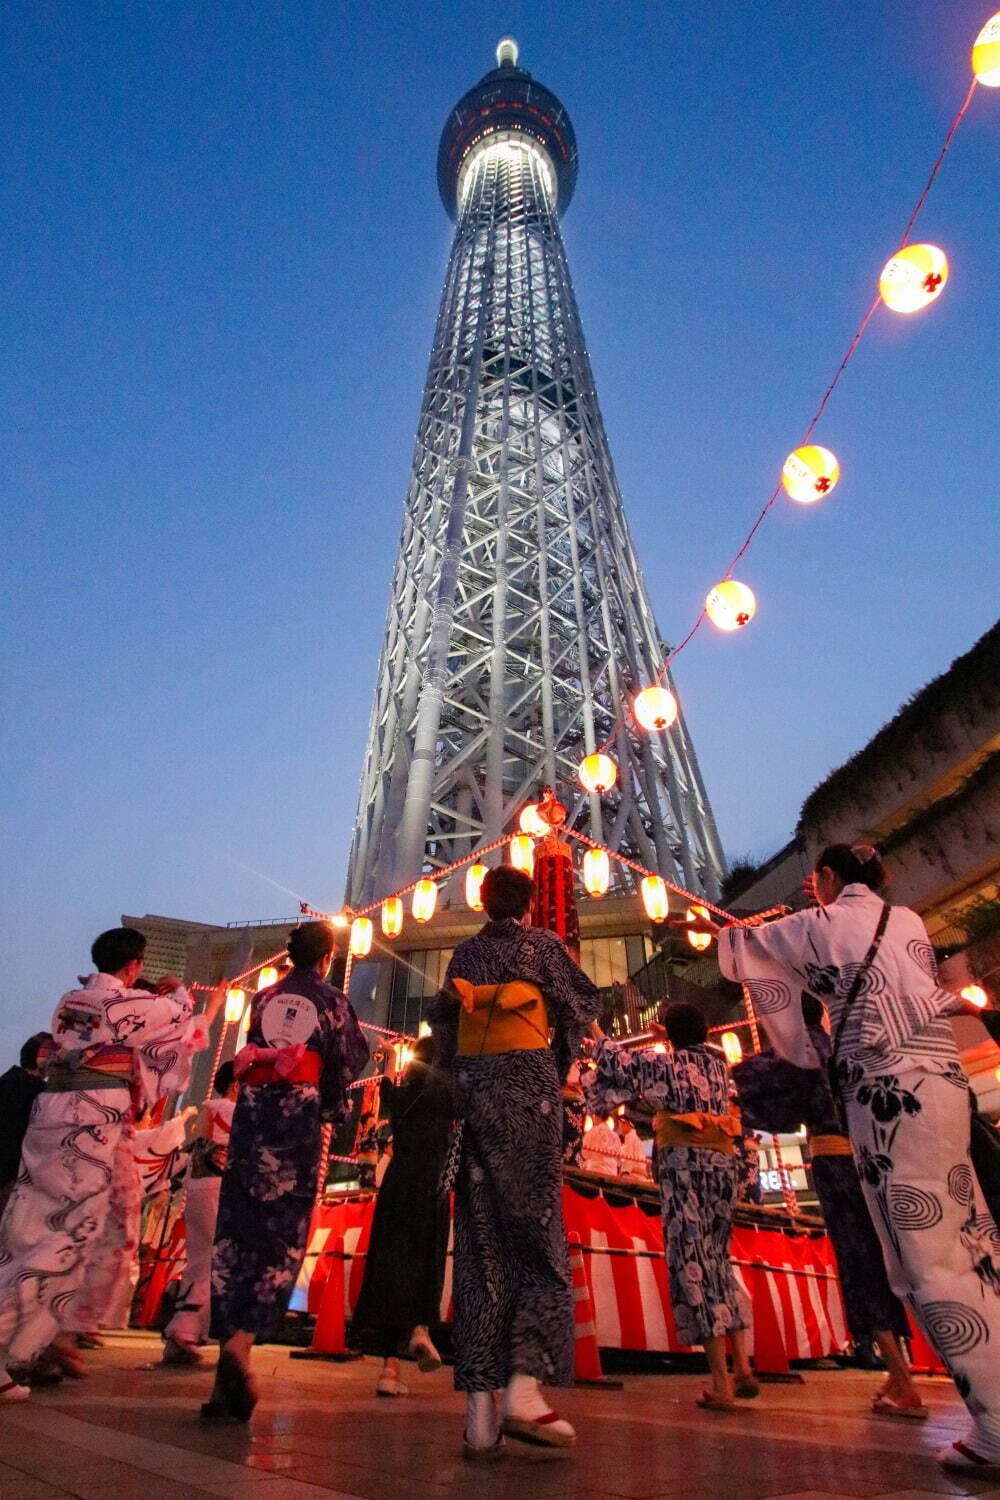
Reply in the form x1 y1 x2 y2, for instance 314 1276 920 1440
580 15 998 796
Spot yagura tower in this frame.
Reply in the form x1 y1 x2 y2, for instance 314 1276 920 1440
348 41 724 906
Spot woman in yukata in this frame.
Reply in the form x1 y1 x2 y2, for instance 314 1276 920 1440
428 864 600 1458
204 921 369 1422
709 842 1000 1476
586 1002 757 1411
350 1034 453 1395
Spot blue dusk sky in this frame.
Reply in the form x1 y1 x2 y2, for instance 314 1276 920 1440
1 1 997 1056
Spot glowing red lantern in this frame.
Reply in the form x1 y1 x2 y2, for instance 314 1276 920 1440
412 879 437 923
583 847 610 896
381 897 403 939
579 753 617 794
634 685 678 732
705 580 756 631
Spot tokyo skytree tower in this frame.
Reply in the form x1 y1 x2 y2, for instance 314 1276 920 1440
347 41 725 907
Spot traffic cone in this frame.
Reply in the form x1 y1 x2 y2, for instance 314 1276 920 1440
569 1232 623 1389
291 1236 358 1363
748 1263 802 1382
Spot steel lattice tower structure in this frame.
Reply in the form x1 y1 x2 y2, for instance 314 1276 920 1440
347 41 725 907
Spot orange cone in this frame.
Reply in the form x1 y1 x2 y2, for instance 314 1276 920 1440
291 1236 357 1363
569 1231 623 1389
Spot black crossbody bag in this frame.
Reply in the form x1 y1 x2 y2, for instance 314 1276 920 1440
827 901 890 1133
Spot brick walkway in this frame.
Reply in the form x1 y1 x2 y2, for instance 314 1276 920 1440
2 1332 999 1500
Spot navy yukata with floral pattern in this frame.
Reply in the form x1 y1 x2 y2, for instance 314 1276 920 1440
428 918 600 1393
586 1040 744 1347
210 969 368 1343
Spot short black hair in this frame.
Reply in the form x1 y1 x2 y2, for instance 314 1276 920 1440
91 928 147 974
662 1002 708 1050
801 993 825 1027
20 1032 48 1070
286 921 336 969
213 1060 235 1095
482 865 534 921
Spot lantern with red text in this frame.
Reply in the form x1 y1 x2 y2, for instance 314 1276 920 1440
509 835 535 876
879 244 949 313
519 803 549 837
350 916 373 958
634 685 678 732
381 897 403 939
720 1030 743 1066
640 875 669 922
579 753 617 794
583 847 610 897
686 904 713 952
705 580 756 631
412 879 438 923
973 12 1000 84
465 862 488 912
224 987 246 1024
782 445 840 503
256 966 279 991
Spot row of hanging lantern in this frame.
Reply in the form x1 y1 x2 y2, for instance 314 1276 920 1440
572 9 1000 804
339 827 716 955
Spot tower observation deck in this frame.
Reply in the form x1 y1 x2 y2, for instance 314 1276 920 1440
347 41 725 906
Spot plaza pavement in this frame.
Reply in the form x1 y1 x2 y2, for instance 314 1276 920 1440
2 1332 1000 1500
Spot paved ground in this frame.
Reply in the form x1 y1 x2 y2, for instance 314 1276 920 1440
3 1333 1000 1500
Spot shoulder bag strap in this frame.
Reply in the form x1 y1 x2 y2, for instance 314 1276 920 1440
830 901 891 1069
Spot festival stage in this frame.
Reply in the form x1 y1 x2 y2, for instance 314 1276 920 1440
288 1169 847 1370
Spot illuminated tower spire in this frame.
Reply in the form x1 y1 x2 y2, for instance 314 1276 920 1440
348 43 725 905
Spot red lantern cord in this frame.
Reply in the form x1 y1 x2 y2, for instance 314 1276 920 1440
593 76 981 756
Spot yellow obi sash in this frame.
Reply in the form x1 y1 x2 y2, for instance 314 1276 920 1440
654 1109 741 1155
808 1133 853 1157
452 979 550 1057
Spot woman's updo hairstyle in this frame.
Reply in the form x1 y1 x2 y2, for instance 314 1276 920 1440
815 842 887 892
286 920 337 968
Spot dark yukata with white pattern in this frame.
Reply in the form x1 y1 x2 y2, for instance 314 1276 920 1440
586 1040 745 1346
428 918 600 1393
210 968 369 1343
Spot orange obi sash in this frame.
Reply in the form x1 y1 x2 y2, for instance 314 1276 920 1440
451 978 550 1057
654 1109 741 1155
808 1132 853 1157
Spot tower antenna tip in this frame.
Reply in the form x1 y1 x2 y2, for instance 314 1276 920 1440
496 37 519 68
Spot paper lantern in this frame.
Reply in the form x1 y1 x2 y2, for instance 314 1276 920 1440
879 244 949 314
961 983 989 1009
579 752 618 794
640 874 669 922
256 966 279 991
412 878 437 923
239 1005 252 1038
720 1030 743 1067
583 847 611 896
973 12 1000 86
224 987 246 1024
781 445 840 503
509 835 535 876
418 1020 432 1038
634 685 678 732
331 910 350 928
519 803 549 837
705 580 756 631
381 896 403 939
686 904 713 952
465 862 488 912
350 915 373 958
